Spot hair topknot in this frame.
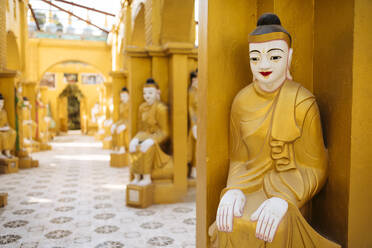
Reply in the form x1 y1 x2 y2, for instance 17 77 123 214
257 13 281 26
146 78 156 84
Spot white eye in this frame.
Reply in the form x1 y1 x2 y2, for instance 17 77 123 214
250 57 259 62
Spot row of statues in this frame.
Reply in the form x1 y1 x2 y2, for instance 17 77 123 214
0 85 53 173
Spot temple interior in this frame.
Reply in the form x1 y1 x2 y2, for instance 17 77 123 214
1 0 371 248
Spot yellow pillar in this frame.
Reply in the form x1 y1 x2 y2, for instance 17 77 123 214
165 43 193 198
110 71 127 123
126 47 151 137
104 81 113 119
197 0 257 247
348 1 372 247
0 0 7 71
0 71 18 131
148 47 169 103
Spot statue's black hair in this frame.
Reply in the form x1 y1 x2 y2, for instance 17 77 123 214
121 87 129 92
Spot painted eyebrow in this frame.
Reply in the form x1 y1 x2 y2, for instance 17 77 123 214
249 50 260 54
268 48 284 53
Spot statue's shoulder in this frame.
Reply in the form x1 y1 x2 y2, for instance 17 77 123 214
232 83 254 107
284 80 315 105
156 101 168 112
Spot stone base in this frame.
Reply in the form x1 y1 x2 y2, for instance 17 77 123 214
0 193 8 207
126 184 154 208
31 159 39 168
188 178 196 187
40 142 52 151
102 139 112 150
110 153 130 168
31 142 40 153
19 156 32 169
95 132 105 141
0 157 19 174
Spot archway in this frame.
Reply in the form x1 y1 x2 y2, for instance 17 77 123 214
58 84 85 131
6 31 21 71
131 3 146 47
39 60 106 134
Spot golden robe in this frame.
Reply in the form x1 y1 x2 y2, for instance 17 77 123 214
0 109 16 151
22 106 36 141
112 102 130 149
213 80 340 248
187 85 197 166
131 101 170 175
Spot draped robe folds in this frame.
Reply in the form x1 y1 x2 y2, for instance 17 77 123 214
131 101 171 175
0 109 16 151
211 80 340 248
112 102 130 149
22 106 36 142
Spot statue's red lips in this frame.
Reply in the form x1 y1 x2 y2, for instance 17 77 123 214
260 71 272 77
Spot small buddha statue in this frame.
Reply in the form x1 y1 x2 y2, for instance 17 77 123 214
102 97 114 143
188 70 198 179
22 97 37 147
129 78 171 186
0 94 16 159
209 13 340 247
111 88 130 153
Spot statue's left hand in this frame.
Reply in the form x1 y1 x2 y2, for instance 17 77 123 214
250 197 288 243
140 138 154 152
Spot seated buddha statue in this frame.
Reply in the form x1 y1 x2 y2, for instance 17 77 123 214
209 13 340 248
0 94 16 159
22 97 37 148
111 88 130 153
187 70 198 179
102 97 114 143
129 78 171 186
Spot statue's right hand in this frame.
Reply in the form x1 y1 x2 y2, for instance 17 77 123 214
129 138 139 153
216 189 246 232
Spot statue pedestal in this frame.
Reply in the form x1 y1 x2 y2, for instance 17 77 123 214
95 131 105 141
102 138 112 149
0 193 8 207
19 156 32 169
110 153 130 167
31 159 39 168
0 158 19 174
126 184 154 208
40 142 51 151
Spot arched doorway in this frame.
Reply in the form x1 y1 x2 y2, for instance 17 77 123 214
58 84 86 132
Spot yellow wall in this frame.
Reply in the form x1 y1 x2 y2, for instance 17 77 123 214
41 62 105 133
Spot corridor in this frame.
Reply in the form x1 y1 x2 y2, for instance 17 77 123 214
0 132 196 248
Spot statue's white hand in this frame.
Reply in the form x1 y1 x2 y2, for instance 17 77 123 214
116 124 126 134
250 197 288 243
140 138 154 152
111 124 117 134
129 138 139 153
216 189 246 232
192 125 197 139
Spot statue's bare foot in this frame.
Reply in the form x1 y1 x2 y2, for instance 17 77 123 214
0 153 7 160
4 150 12 158
130 174 141 185
137 174 152 186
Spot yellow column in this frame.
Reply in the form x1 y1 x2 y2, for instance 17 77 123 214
348 0 372 246
104 81 113 119
197 0 257 247
0 0 6 71
165 43 193 199
110 71 127 123
148 47 169 103
0 71 18 130
126 47 151 137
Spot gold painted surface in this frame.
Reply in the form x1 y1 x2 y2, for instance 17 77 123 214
312 0 354 246
197 0 257 246
348 0 372 247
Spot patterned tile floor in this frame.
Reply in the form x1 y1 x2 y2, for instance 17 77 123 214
0 132 196 248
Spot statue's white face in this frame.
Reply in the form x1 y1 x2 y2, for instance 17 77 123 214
17 87 22 94
24 100 29 107
249 40 292 92
120 92 129 103
143 87 157 105
0 100 4 110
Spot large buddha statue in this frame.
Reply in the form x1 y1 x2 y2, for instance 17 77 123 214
0 94 16 159
209 14 340 247
111 87 130 153
188 70 198 179
129 78 171 186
